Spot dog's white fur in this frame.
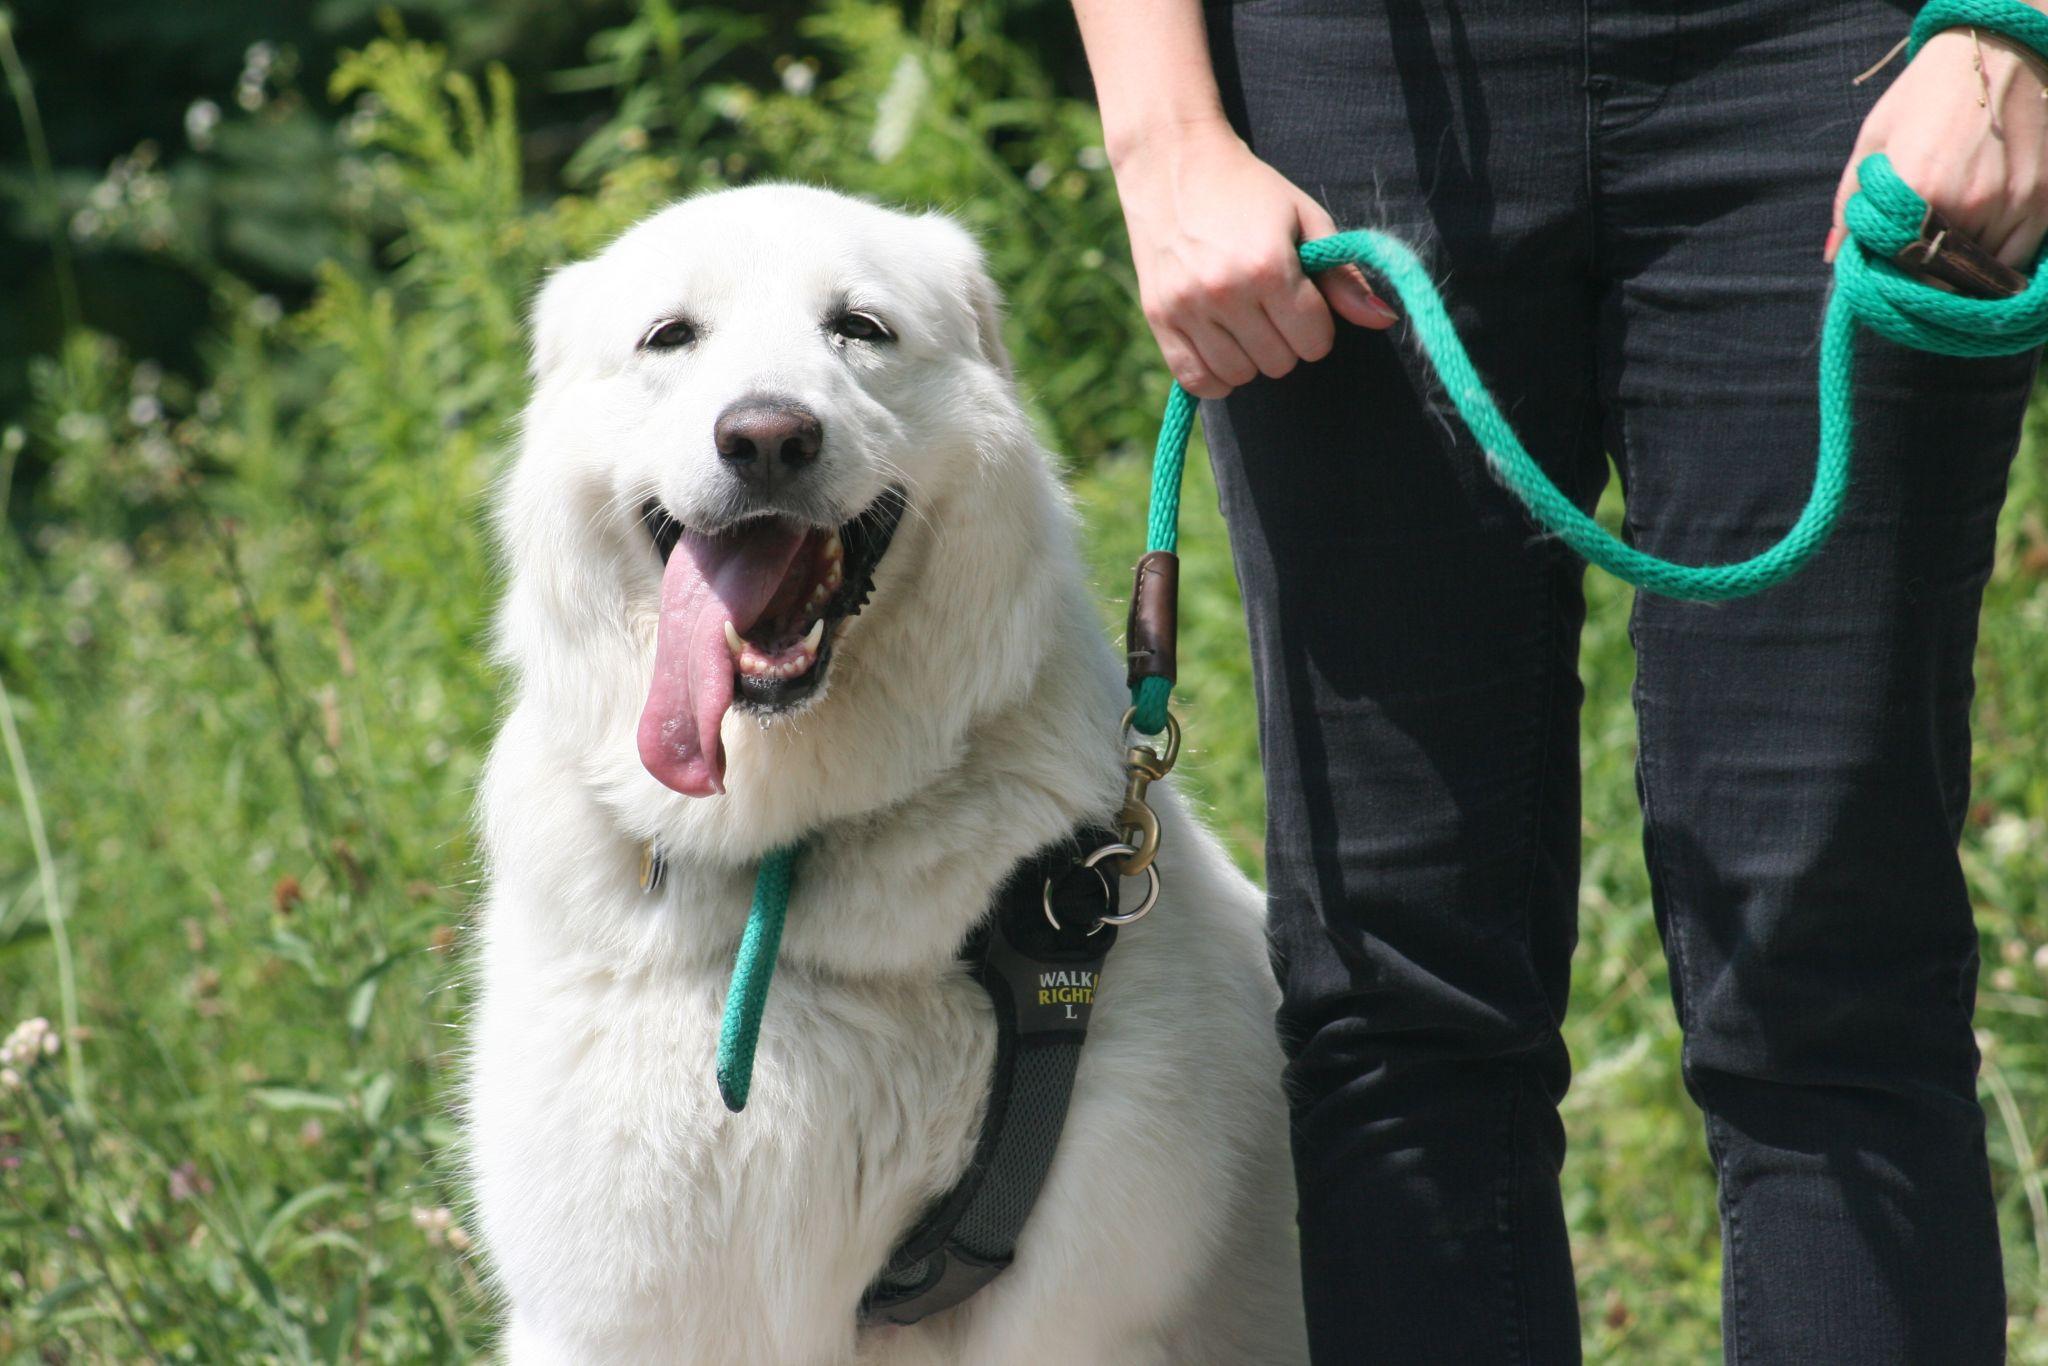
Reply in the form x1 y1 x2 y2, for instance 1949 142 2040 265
470 184 1307 1365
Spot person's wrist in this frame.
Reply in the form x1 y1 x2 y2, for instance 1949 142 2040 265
1103 106 1236 174
1911 0 2048 78
1974 28 2048 89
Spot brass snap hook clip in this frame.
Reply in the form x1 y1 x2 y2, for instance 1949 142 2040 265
1115 707 1179 879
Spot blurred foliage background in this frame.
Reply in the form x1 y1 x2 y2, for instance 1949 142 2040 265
1 1 2045 1360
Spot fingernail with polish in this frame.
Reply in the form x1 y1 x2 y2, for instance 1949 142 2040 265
1364 295 1399 324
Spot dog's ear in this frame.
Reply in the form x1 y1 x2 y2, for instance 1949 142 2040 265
962 268 1012 380
529 260 597 380
920 213 1011 378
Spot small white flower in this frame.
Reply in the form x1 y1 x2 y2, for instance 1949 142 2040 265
868 55 928 162
1025 161 1055 192
1 1018 58 1074
185 99 221 150
412 1205 464 1248
779 59 817 97
1076 146 1108 171
1984 813 2033 863
0 1068 19 1092
55 412 104 444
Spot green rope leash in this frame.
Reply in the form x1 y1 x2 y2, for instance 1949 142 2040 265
1127 0 2048 738
715 0 2048 1110
716 843 798 1112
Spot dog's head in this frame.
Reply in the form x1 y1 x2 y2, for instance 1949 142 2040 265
502 185 1052 811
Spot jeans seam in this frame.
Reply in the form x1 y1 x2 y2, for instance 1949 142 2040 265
1631 534 1742 1361
1581 0 1600 276
1708 1115 1748 1364
1498 1081 1531 1365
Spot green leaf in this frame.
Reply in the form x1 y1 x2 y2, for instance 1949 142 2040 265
248 1086 348 1115
255 1183 348 1258
358 1071 395 1127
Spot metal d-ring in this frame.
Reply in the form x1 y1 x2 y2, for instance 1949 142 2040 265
1042 841 1162 935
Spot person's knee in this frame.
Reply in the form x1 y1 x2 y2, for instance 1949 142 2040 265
1673 939 1983 1112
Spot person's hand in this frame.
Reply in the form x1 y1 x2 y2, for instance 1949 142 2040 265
1111 119 1398 399
1830 25 2048 270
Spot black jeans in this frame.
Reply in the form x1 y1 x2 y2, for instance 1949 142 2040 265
1200 1 2034 1361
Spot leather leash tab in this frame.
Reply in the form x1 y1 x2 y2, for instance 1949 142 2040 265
1124 550 1179 689
1895 206 2027 299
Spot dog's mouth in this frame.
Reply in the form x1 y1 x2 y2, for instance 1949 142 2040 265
635 488 905 797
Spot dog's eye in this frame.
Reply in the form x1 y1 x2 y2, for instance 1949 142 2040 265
829 311 894 344
640 319 698 352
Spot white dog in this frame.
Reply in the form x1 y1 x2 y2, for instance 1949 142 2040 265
469 183 1308 1365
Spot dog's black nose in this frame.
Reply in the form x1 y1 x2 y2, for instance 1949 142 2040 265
714 402 822 472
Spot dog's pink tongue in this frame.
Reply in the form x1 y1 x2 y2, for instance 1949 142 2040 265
638 521 807 797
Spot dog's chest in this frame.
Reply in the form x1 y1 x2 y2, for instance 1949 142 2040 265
472 943 994 1355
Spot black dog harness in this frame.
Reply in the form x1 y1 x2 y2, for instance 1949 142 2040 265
857 828 1129 1326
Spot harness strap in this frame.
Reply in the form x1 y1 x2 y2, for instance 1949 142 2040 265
859 828 1123 1326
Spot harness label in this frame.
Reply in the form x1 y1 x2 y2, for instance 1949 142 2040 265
1036 970 1097 1019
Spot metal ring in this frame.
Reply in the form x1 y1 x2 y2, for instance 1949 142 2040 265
1118 706 1181 773
1064 843 1163 929
1096 864 1160 927
1043 850 1124 933
1041 841 1163 934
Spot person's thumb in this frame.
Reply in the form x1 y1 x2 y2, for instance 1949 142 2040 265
1296 194 1397 329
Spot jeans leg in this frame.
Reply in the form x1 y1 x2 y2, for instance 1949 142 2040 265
1593 3 2032 1358
1204 5 1601 1359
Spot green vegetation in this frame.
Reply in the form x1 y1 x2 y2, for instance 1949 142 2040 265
3 5 2046 1360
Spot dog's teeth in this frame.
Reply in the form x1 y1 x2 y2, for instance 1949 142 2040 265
824 531 842 561
724 621 745 657
802 618 824 653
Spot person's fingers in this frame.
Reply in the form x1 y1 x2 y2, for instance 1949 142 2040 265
1261 272 1336 365
1152 323 1227 399
1984 169 2048 269
1210 281 1302 377
1183 316 1261 391
1319 266 1399 329
1991 217 2047 271
1295 195 1399 329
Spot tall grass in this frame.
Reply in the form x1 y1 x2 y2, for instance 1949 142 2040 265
2 7 2046 1360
